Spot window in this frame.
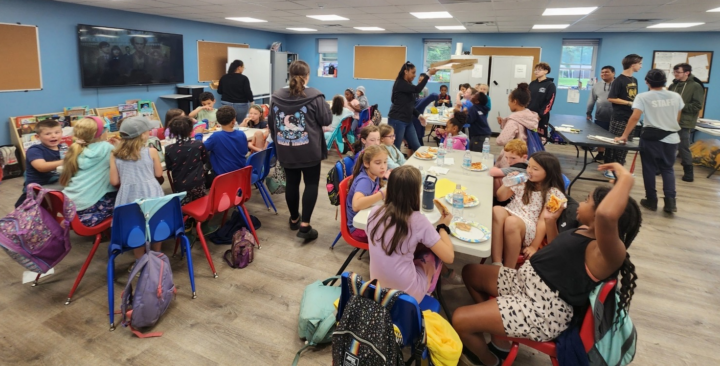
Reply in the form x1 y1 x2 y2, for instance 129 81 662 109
318 39 338 77
558 39 599 88
423 39 452 83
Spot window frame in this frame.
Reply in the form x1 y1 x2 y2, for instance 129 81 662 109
318 39 338 78
558 39 600 89
423 38 452 83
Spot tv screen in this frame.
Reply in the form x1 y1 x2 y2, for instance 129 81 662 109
77 24 184 88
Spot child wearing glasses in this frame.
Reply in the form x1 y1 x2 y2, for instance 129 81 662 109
379 124 406 170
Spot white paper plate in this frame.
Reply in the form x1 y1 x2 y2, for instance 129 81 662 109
444 193 479 208
461 163 489 172
449 220 490 243
413 152 436 160
239 127 249 131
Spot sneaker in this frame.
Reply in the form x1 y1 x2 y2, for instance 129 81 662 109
297 226 318 240
602 170 616 180
487 342 510 361
441 269 464 285
593 152 605 162
289 217 300 231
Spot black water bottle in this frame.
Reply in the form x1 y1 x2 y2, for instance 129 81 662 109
422 175 437 212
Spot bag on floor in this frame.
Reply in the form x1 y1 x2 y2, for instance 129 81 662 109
223 228 257 268
293 276 342 366
0 184 75 273
265 165 286 195
207 210 261 245
588 284 637 366
121 241 176 338
332 273 406 366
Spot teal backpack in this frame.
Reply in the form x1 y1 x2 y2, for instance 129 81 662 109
293 276 341 365
588 284 637 366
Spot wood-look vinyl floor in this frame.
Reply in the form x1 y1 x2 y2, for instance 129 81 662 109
0 140 717 366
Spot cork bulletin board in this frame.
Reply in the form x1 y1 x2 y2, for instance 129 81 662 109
197 40 248 82
0 23 42 92
354 45 407 80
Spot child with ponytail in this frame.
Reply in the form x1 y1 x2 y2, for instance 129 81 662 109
61 116 117 227
345 145 388 243
165 116 209 204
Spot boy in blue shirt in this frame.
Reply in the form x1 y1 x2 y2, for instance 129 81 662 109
15 119 64 207
204 105 248 176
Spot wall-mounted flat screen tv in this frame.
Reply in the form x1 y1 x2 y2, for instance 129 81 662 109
78 24 184 88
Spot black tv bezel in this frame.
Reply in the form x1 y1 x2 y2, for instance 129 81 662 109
77 24 185 88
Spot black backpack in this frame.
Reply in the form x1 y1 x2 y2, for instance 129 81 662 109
326 158 351 207
332 273 406 366
369 104 382 125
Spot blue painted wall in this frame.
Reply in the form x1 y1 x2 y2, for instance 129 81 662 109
287 32 720 140
0 0 286 146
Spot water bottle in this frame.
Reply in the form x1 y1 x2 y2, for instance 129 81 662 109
446 133 454 153
452 184 464 219
418 165 426 182
482 139 490 161
59 143 69 159
502 173 528 186
463 149 472 170
437 144 446 167
422 175 438 212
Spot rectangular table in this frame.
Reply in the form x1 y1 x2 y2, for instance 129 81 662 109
695 126 720 178
550 114 640 194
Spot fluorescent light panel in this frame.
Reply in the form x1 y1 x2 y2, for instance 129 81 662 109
410 11 452 19
354 27 385 31
647 22 704 28
287 27 317 32
436 25 466 30
707 7 720 12
307 15 349 21
93 27 123 31
226 17 267 23
542 7 597 16
532 24 570 29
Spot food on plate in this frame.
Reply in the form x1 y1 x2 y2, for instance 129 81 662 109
455 222 472 232
415 151 435 159
427 147 438 153
470 162 484 170
461 191 475 204
433 199 449 216
546 194 568 213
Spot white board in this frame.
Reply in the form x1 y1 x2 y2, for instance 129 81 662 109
227 47 271 97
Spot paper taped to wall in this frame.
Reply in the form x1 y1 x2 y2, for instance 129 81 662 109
567 89 580 104
472 64 482 78
514 64 526 78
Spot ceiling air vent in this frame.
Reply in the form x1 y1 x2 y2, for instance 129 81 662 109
465 21 496 26
623 19 664 24
323 24 344 28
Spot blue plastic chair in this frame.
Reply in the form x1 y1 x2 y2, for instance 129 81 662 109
247 149 277 214
106 197 196 331
330 156 356 250
527 129 545 156
562 174 570 191
337 272 439 361
326 126 345 159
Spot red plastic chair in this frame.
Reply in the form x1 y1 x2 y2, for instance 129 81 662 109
339 117 355 154
33 188 112 305
180 166 259 278
495 279 618 366
332 177 369 279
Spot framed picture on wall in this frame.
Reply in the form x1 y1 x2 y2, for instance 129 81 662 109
651 50 713 83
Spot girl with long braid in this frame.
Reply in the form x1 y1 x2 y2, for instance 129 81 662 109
453 162 641 366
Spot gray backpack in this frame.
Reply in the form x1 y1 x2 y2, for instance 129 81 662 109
121 241 176 338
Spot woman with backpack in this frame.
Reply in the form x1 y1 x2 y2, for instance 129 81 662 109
268 60 332 241
388 62 437 155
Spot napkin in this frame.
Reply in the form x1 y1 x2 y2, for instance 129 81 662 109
427 167 449 176
443 157 455 165
435 178 465 198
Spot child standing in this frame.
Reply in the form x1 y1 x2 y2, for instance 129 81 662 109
496 83 539 168
465 92 491 151
109 116 165 258
239 104 270 153
379 124 406 170
165 116 209 204
346 145 388 243
204 105 248 176
61 116 117 227
491 152 566 268
15 119 64 207
367 165 455 303
476 83 492 110
188 92 218 129
356 86 369 109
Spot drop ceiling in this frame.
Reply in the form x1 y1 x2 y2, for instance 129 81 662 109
53 0 720 34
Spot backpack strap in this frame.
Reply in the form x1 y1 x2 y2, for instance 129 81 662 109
379 288 402 309
349 273 363 296
412 313 429 366
121 253 150 325
223 250 236 268
321 276 340 286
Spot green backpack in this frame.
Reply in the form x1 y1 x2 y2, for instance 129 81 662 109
293 276 341 366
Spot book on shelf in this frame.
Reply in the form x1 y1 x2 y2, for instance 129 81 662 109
15 116 37 128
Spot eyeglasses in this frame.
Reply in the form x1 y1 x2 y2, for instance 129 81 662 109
383 134 396 139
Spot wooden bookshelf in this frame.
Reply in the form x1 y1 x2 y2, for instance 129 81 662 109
96 102 162 126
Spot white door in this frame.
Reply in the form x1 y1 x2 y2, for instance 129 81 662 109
449 55 490 97
488 56 534 132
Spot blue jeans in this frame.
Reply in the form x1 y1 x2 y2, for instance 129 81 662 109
389 118 421 151
221 101 250 120
412 94 439 144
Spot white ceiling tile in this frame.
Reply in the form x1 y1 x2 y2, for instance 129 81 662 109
492 0 550 10
360 6 405 14
443 3 494 12
249 1 310 10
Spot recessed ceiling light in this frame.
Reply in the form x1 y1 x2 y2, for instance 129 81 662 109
532 24 570 29
410 11 452 19
436 25 466 30
354 27 385 31
707 7 720 12
226 17 267 23
307 15 349 21
647 22 704 28
287 27 318 32
542 7 597 16
92 27 123 31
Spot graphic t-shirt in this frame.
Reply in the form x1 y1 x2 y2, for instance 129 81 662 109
632 90 684 144
608 74 638 120
165 139 208 192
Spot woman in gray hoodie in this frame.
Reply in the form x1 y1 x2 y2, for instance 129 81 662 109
268 60 332 240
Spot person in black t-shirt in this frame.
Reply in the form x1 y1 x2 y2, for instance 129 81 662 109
165 116 209 205
527 62 557 138
218 60 254 119
605 54 642 175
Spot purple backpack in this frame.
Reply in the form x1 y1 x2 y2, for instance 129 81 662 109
0 184 75 274
223 228 257 269
121 242 176 338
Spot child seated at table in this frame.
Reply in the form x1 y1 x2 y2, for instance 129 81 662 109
188 92 218 129
435 110 469 150
352 125 380 156
491 151 566 268
345 145 387 243
15 119 64 207
165 116 209 204
367 165 455 304
495 83 539 168
164 108 186 139
489 139 529 198
204 106 248 176
240 104 270 153
379 124 406 170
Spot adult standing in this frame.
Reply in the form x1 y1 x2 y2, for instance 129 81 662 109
527 62 557 138
606 54 642 178
268 60 332 240
218 60 254 120
586 65 616 161
668 62 704 182
388 62 437 154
